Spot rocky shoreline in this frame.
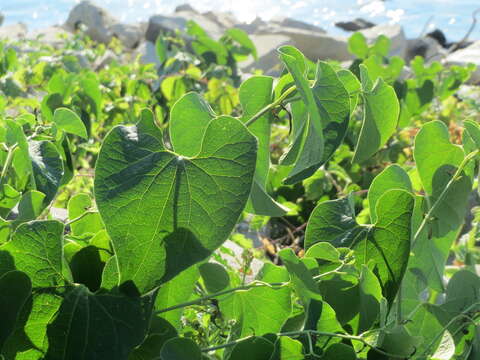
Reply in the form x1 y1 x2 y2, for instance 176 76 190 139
0 0 479 83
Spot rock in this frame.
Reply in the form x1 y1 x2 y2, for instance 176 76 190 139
239 34 291 74
145 10 223 42
256 25 352 62
203 10 237 30
110 23 142 49
236 17 267 34
426 29 448 48
217 240 263 281
174 4 197 13
65 0 117 43
445 40 480 83
406 37 445 62
137 41 162 67
270 16 326 33
93 49 118 70
335 18 376 32
27 26 72 48
361 24 407 58
0 23 27 41
0 12 4 27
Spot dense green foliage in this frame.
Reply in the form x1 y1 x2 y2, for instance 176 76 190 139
0 21 479 359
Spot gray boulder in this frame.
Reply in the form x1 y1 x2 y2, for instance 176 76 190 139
270 16 326 33
65 0 117 44
137 41 162 67
255 24 352 62
0 12 4 27
240 34 291 75
145 10 223 42
406 37 445 63
110 23 142 49
361 24 407 58
335 18 375 32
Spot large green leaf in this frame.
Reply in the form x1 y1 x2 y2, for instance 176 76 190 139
278 46 324 184
0 220 65 287
240 75 287 216
0 271 31 349
305 190 414 303
160 337 202 360
3 286 156 360
414 120 473 236
228 336 274 360
95 115 256 293
352 65 399 163
67 193 104 236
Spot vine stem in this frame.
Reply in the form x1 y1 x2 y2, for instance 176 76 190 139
65 210 97 226
411 149 479 248
154 281 286 314
0 144 17 186
244 86 297 127
201 330 406 358
396 149 479 325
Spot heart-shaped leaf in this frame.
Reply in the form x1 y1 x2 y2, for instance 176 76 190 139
95 115 256 293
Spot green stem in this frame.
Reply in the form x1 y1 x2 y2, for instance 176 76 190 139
0 144 17 186
411 149 479 248
66 210 97 226
155 281 286 314
201 330 406 358
244 85 297 127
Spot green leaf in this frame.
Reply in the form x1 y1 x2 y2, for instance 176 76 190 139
311 62 351 165
29 140 64 205
323 343 356 360
278 248 322 303
225 28 258 60
228 336 274 360
0 220 65 287
219 285 291 338
352 65 399 163
53 107 88 139
67 193 104 236
13 190 46 225
368 164 412 222
129 316 177 360
271 336 304 360
463 119 480 153
160 337 202 360
357 265 383 333
95 116 256 293
348 32 369 59
0 184 20 218
414 120 473 236
156 265 200 330
305 190 414 303
443 270 480 314
337 69 361 114
199 262 229 293
155 35 167 64
169 92 215 157
278 46 324 184
240 75 287 216
0 271 31 349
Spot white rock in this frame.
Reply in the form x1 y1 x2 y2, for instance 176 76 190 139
445 41 480 83
361 24 407 58
94 49 118 70
236 17 267 34
0 23 27 41
110 23 142 49
217 240 263 282
203 10 237 30
240 34 291 74
65 0 117 44
256 25 352 62
27 26 71 48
